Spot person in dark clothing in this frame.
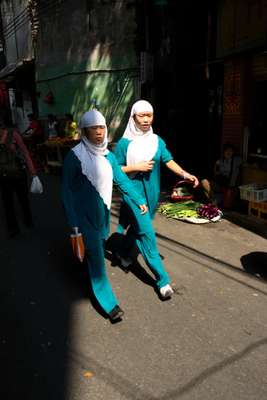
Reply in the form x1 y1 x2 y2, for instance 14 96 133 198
23 113 44 170
213 143 242 208
23 113 44 145
0 124 36 238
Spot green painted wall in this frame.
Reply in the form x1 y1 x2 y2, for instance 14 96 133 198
35 0 140 140
36 66 137 139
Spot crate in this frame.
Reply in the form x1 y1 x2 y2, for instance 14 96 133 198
248 201 267 219
239 183 267 202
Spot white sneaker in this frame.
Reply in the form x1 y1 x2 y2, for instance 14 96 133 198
160 284 174 299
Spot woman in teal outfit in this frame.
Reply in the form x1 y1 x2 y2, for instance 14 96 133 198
61 109 148 322
115 100 199 223
114 100 199 296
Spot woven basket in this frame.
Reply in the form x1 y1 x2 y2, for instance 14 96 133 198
170 180 194 202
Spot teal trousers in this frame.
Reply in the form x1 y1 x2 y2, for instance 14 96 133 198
86 237 118 314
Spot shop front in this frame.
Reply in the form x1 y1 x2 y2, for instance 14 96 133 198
244 54 267 185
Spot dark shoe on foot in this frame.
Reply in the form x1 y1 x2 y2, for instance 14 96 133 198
108 305 124 323
115 253 132 268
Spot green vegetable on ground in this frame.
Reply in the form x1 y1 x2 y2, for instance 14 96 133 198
158 201 202 219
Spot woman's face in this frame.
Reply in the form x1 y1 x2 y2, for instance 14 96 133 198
224 148 234 160
133 112 153 132
84 125 106 145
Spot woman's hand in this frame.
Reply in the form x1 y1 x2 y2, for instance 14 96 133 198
184 173 199 188
136 160 155 172
139 204 148 214
121 161 154 174
166 160 199 187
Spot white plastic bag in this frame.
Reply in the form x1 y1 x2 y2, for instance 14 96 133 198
30 176 43 194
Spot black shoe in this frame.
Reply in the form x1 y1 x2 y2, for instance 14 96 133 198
108 305 124 323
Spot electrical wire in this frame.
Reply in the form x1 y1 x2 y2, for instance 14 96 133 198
2 7 28 35
3 0 63 40
3 11 29 38
3 1 55 38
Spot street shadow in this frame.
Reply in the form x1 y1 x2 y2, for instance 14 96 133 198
163 337 267 400
54 238 108 319
241 252 267 281
0 214 72 399
224 211 267 240
0 173 105 400
155 231 267 297
110 205 267 297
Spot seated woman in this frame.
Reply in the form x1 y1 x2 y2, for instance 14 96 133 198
213 143 242 208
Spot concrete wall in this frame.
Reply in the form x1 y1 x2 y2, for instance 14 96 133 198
36 0 139 140
1 0 32 64
217 0 267 58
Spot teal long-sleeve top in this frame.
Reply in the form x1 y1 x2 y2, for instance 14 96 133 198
61 150 146 247
114 135 173 217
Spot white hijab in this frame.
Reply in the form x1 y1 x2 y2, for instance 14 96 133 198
73 110 113 210
123 100 159 166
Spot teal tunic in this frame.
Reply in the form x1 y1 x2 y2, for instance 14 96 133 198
61 149 145 314
113 135 172 289
62 150 145 242
114 136 173 218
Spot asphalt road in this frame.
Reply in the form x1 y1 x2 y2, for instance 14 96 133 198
1 173 267 400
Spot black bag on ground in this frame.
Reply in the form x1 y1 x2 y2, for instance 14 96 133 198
0 129 25 180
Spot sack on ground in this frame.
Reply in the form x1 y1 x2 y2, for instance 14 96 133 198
70 233 85 262
30 176 43 194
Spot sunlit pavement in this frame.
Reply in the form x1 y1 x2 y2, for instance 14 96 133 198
1 173 267 400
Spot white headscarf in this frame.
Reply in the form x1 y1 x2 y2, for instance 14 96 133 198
123 100 158 166
73 110 113 209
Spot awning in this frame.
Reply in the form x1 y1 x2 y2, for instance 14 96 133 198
0 63 18 80
0 60 33 81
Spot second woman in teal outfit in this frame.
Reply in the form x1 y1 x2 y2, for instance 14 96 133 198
114 100 199 223
113 100 199 298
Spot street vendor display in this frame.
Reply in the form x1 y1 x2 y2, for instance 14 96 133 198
158 201 222 223
38 136 80 170
158 179 222 223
